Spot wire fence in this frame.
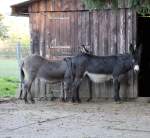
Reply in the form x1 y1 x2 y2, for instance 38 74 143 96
0 43 30 80
0 44 30 59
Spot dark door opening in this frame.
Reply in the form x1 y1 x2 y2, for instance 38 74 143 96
138 15 150 97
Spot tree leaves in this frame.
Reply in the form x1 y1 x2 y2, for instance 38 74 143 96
81 0 150 15
0 13 8 40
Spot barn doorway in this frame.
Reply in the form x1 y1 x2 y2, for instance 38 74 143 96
138 15 150 97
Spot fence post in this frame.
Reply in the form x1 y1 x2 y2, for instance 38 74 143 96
16 41 22 82
16 41 22 66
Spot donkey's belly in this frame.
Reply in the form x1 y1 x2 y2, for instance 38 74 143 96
84 71 112 83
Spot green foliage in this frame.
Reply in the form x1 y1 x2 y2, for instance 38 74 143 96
132 0 150 16
81 0 105 9
81 0 150 15
0 14 8 40
0 77 18 97
6 32 30 47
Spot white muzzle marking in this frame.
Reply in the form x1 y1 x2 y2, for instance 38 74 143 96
134 65 139 72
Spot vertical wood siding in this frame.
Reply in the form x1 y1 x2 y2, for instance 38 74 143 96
28 0 137 99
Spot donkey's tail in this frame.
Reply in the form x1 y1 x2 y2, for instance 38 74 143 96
19 61 25 99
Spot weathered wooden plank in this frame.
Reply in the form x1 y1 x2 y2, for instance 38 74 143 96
89 11 93 53
70 12 75 55
125 0 132 8
45 12 50 58
39 0 46 12
81 12 86 45
46 0 53 11
29 13 34 53
118 0 125 8
109 10 117 55
99 11 105 56
34 79 40 98
117 9 126 54
62 0 72 11
77 11 82 52
39 79 46 98
66 12 71 55
92 11 99 55
54 0 62 11
74 12 78 54
31 1 40 13
36 13 40 54
85 11 90 47
56 12 61 47
76 0 85 11
104 11 109 56
59 12 64 49
31 13 40 54
39 13 46 57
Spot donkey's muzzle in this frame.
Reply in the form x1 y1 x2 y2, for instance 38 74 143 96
134 65 140 72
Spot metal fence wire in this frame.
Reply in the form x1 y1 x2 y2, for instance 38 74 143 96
0 44 31 59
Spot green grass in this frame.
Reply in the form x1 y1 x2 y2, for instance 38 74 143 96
0 59 19 97
0 77 19 97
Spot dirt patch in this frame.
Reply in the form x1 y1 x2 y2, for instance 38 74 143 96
0 100 150 138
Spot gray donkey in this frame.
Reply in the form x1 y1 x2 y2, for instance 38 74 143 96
19 54 72 103
64 44 141 102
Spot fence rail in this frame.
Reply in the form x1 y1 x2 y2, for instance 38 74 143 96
0 45 30 59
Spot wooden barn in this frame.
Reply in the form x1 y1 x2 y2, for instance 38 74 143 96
11 0 150 99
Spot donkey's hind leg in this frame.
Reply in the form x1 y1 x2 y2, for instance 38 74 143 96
87 78 92 102
23 82 29 103
71 78 82 103
113 77 121 102
23 79 35 104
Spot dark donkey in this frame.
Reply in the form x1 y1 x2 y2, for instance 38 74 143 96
65 44 141 102
19 54 73 103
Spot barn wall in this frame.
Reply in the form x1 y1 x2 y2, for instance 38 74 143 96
28 0 134 12
28 0 137 99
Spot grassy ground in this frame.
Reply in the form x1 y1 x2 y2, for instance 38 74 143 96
0 59 19 97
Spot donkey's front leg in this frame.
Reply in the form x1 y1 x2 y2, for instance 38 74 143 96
113 77 121 102
71 78 82 103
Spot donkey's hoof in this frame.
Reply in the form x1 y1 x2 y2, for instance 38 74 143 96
71 98 75 103
87 98 92 102
60 98 66 102
31 99 35 104
115 101 122 104
77 99 82 103
24 100 29 104
51 97 56 101
18 97 23 100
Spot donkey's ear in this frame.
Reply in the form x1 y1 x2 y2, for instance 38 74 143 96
129 43 135 55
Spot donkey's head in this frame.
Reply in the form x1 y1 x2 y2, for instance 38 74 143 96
129 43 142 72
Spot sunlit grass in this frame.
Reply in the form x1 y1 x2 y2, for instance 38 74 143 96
0 77 19 97
0 59 19 97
